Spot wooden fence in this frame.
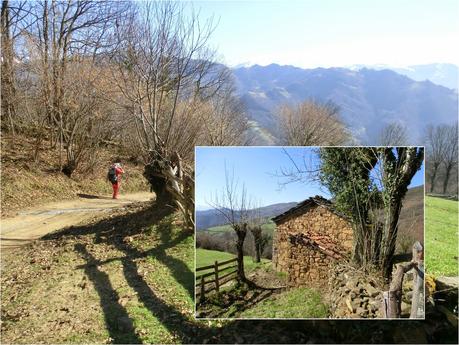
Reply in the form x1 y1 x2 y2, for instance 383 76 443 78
195 257 238 303
383 241 424 318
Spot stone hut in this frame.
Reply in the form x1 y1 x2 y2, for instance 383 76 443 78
272 195 354 287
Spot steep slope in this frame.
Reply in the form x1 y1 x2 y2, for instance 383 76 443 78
233 64 458 144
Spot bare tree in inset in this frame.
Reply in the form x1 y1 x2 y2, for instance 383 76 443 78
378 122 409 146
208 166 251 281
247 201 269 263
425 125 448 193
441 122 458 194
277 100 350 146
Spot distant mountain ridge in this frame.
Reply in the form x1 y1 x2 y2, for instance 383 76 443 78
348 63 458 90
196 202 297 230
232 64 458 145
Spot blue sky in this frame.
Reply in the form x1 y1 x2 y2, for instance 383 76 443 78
191 0 458 68
195 147 425 210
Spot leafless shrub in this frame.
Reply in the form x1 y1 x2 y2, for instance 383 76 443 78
378 122 409 146
277 100 350 146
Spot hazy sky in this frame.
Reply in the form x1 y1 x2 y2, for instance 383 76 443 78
192 0 459 68
195 147 425 209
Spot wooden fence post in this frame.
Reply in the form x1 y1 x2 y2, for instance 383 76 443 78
214 261 220 293
382 291 389 318
387 261 416 317
199 276 205 304
410 241 424 318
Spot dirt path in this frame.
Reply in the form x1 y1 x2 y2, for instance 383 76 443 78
0 192 153 249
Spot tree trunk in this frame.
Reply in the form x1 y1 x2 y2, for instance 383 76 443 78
370 222 383 265
442 163 452 195
429 163 439 193
235 224 247 281
1 0 17 140
143 151 195 232
255 242 261 263
381 201 403 279
143 156 175 206
352 222 367 265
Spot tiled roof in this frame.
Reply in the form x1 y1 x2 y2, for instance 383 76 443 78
271 195 348 224
288 233 347 260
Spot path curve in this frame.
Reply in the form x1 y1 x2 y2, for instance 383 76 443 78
0 192 153 250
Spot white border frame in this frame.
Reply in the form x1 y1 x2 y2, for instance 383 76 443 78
194 145 426 321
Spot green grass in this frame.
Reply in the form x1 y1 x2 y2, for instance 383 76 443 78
425 196 458 277
238 287 329 318
205 221 275 235
261 221 276 235
204 224 233 233
196 248 269 273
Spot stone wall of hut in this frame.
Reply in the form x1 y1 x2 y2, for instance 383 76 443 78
272 205 354 286
287 238 332 286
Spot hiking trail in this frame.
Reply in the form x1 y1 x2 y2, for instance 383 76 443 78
0 192 152 249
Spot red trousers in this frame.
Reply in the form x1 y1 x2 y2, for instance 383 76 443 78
112 182 120 199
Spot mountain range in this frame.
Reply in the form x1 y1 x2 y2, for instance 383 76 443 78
232 64 458 145
196 202 297 230
348 63 458 90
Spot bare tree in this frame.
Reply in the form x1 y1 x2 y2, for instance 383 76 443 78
441 122 458 194
378 122 409 146
208 167 251 281
425 124 448 193
1 0 35 141
201 93 252 146
22 0 126 173
59 59 118 176
277 100 350 146
247 202 267 263
112 2 234 231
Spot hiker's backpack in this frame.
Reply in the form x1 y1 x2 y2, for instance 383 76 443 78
107 166 118 183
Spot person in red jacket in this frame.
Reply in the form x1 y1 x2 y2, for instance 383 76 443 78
108 163 125 199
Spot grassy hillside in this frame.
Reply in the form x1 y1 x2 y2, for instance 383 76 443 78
1 134 149 217
204 221 275 235
425 196 458 277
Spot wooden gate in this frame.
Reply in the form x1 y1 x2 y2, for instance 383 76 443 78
195 257 238 303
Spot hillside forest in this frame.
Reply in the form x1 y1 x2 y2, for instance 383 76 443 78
1 0 458 216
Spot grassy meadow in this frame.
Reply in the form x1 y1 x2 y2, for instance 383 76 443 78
425 196 458 277
204 221 276 235
238 287 328 319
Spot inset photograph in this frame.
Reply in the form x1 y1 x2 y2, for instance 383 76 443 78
195 146 425 319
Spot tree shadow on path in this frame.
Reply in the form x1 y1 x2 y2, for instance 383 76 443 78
44 203 458 344
75 243 142 344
